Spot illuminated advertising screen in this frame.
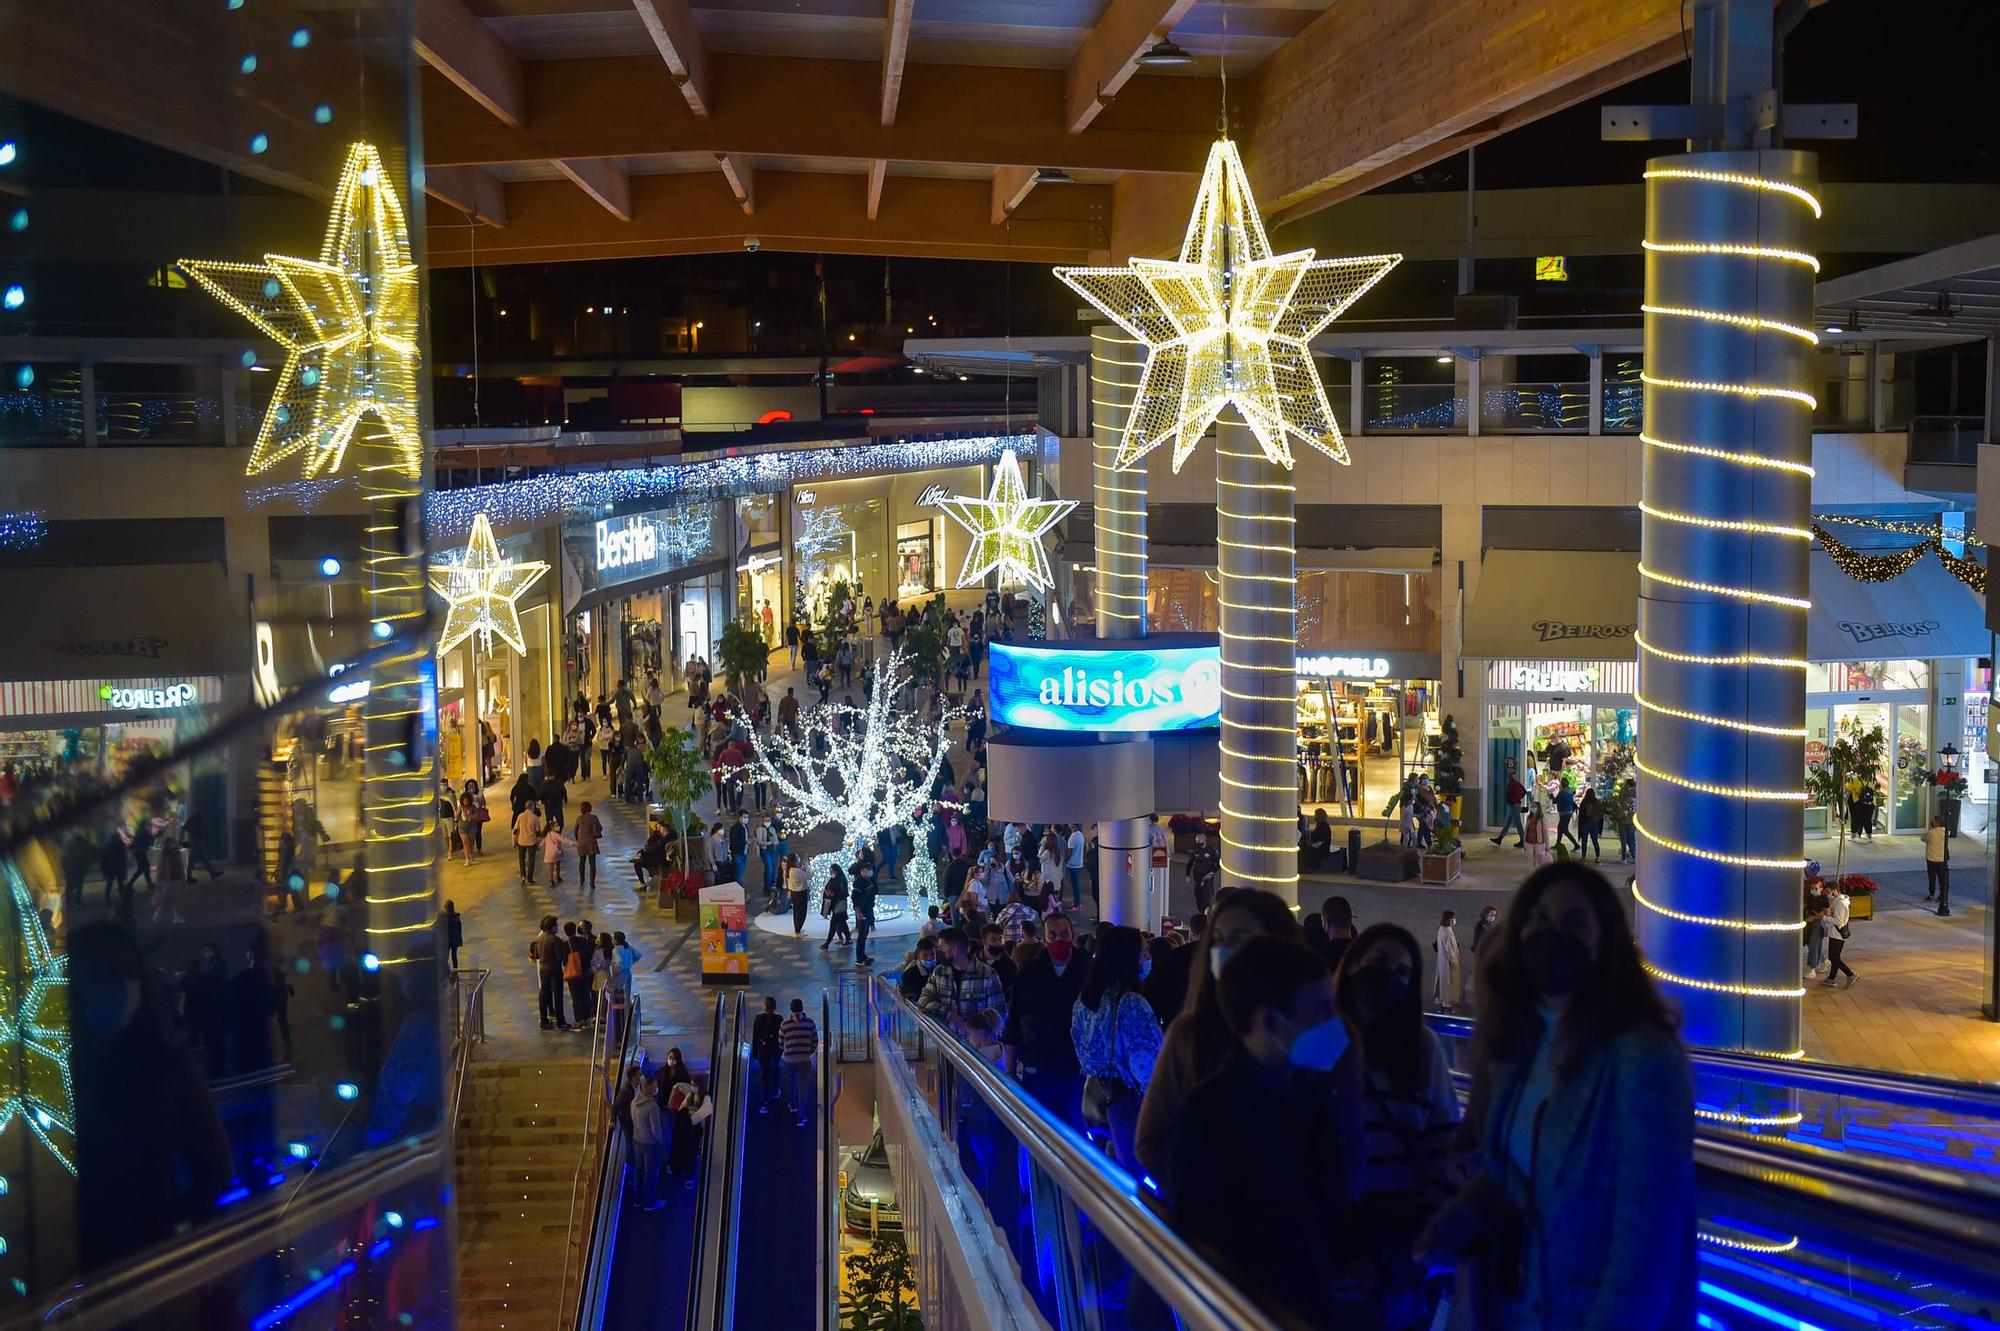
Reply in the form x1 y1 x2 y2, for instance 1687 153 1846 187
988 641 1222 733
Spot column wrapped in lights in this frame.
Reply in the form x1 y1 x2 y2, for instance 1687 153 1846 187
1090 326 1148 637
1635 150 1819 1060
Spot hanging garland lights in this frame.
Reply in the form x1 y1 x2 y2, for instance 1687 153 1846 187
1813 524 1987 595
1813 513 1984 547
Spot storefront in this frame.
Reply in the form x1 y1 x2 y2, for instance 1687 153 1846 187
562 502 730 706
433 523 561 789
735 494 786 647
789 465 981 622
1294 652 1444 814
1479 659 1638 820
1804 550 1989 836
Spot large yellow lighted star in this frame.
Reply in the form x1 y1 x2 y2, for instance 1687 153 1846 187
1057 139 1401 472
429 514 550 656
181 142 422 480
937 451 1077 593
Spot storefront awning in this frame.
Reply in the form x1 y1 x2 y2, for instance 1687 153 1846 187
1462 550 1640 660
1807 550 1989 662
3 565 243 682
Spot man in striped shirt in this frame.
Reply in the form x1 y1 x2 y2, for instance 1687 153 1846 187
779 998 818 1126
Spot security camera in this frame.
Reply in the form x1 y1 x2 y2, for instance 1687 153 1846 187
743 235 762 253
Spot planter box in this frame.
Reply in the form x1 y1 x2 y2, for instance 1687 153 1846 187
1849 893 1874 921
1355 843 1420 883
1419 848 1463 885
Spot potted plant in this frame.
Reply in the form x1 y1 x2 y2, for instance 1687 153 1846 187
1915 762 1969 836
715 617 770 698
1433 715 1466 823
1419 822 1463 885
1167 812 1220 854
649 725 710 903
1835 873 1878 921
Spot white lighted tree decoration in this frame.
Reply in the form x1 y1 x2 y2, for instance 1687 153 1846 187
1056 139 1401 473
657 505 715 569
428 512 550 655
793 505 851 568
181 142 422 479
752 648 958 920
936 450 1076 593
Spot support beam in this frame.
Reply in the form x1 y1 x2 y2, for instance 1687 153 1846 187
425 165 508 227
413 0 525 128
553 158 632 221
881 0 916 125
427 170 1111 268
1244 0 1691 221
632 0 709 117
866 159 888 221
716 153 755 215
422 56 1213 175
1065 0 1200 134
992 166 1038 225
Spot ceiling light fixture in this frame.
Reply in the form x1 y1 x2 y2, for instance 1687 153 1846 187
1137 37 1194 67
1032 167 1073 186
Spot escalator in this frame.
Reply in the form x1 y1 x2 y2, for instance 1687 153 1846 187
576 991 838 1331
868 976 2000 1331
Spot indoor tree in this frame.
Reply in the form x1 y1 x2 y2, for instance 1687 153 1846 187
715 617 770 697
648 722 711 880
1803 717 1886 888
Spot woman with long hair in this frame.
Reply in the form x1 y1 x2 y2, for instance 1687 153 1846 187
1334 924 1462 1328
1134 888 1361 1181
1417 861 1694 1330
1069 924 1162 1173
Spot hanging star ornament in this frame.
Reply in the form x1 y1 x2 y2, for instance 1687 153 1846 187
0 862 72 1177
181 142 422 480
429 513 550 655
938 450 1077 593
1057 138 1401 472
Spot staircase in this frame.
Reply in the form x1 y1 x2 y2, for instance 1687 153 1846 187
455 1060 600 1331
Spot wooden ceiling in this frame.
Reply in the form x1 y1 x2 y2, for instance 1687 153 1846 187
0 0 1700 269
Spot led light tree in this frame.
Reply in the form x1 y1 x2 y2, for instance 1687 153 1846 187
750 648 957 920
1059 138 1400 898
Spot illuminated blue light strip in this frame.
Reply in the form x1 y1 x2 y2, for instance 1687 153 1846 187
1702 1249 1955 1330
252 1259 357 1331
1699 1280 1827 1331
368 1238 392 1261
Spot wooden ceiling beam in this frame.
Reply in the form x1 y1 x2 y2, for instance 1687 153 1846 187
413 0 525 128
991 166 1038 225
866 159 888 221
632 0 710 117
881 0 917 125
422 55 1213 174
427 169 1111 267
425 165 508 226
1064 0 1200 134
1243 0 1690 222
715 152 755 214
553 158 633 221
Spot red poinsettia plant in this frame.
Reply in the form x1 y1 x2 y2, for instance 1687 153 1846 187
1167 813 1221 834
1833 874 1879 896
1924 767 1970 796
664 866 707 901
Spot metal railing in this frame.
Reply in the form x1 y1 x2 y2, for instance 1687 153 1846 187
447 968 489 1130
686 992 745 1331
1480 381 1592 432
556 988 642 1329
871 975 1288 1331
571 992 647 1330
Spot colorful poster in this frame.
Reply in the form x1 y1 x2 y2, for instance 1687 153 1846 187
699 881 750 984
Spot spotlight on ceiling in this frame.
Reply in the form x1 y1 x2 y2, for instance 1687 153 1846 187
1136 37 1193 67
1032 167 1074 186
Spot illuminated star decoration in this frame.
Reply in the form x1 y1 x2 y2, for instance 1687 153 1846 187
0 862 72 1176
936 450 1076 593
181 142 421 479
1057 138 1401 472
428 513 549 655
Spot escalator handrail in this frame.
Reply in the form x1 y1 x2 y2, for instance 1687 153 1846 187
1426 1012 2000 1117
573 994 646 1331
686 991 744 1331
817 992 836 1331
874 977 1289 1331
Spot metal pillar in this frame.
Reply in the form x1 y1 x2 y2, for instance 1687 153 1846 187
1216 418 1298 901
1090 326 1154 925
1634 148 1817 1058
1090 327 1148 638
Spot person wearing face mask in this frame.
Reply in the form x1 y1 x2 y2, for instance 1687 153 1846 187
979 922 1018 998
1417 862 1694 1331
1135 888 1361 1183
917 927 1007 1056
1001 913 1089 1117
1069 925 1162 1172
1165 935 1362 1328
1471 904 1501 957
899 936 939 1002
1335 924 1462 1328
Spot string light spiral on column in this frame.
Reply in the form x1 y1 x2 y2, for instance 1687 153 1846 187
1090 327 1148 630
1635 153 1818 1061
1056 138 1399 897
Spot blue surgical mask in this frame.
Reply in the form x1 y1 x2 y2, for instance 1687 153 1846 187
1285 1015 1351 1073
1139 958 1153 981
1208 944 1231 979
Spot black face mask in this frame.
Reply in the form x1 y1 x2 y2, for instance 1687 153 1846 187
1350 965 1408 1014
1518 928 1593 997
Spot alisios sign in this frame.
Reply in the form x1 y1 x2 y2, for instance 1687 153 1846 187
989 642 1222 733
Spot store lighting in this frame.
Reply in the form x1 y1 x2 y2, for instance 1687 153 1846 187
1057 138 1400 473
1136 37 1194 66
181 142 422 479
1435 354 1451 363
319 556 342 577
